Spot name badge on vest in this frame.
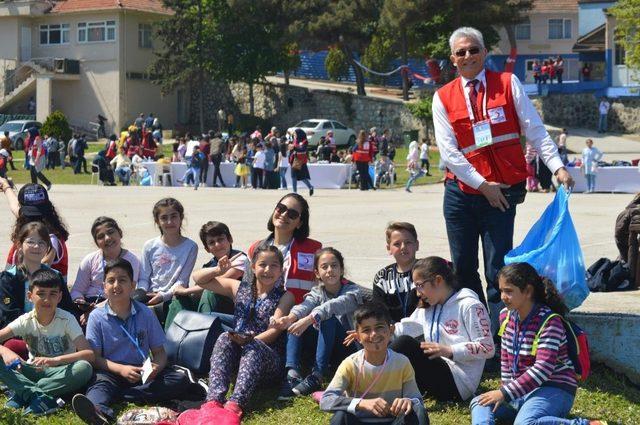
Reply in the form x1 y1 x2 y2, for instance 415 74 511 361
297 252 314 271
472 120 493 148
488 107 507 124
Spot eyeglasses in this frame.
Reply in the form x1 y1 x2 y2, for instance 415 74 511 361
274 203 301 220
413 279 431 289
24 239 48 248
454 47 481 57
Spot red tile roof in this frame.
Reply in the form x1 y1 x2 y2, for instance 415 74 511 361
50 0 172 15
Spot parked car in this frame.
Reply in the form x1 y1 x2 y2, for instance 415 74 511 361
0 120 42 150
287 119 356 147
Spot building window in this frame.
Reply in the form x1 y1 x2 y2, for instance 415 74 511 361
40 24 70 45
615 43 626 65
78 21 116 43
515 21 531 40
549 19 571 40
138 23 152 48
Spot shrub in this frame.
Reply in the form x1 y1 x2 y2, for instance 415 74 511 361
325 47 350 82
41 110 72 142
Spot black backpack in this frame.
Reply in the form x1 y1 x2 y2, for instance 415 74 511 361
586 258 632 292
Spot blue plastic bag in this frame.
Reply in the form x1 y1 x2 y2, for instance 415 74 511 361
504 187 588 310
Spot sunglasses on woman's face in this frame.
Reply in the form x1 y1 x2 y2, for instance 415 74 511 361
454 47 481 57
274 203 301 220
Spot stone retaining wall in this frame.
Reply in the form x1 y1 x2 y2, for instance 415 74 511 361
190 80 640 138
533 94 640 134
190 81 426 140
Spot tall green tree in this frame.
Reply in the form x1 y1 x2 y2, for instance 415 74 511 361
303 0 384 96
379 0 428 100
149 0 215 132
213 0 291 115
611 0 640 75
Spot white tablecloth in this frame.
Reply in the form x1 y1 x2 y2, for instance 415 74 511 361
567 166 640 193
142 162 351 189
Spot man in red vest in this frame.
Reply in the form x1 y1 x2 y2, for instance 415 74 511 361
432 27 574 329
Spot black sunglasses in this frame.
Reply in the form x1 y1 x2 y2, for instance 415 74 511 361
454 47 481 57
274 203 301 220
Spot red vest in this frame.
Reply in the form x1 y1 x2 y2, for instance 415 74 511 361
437 70 527 194
249 237 322 304
352 141 373 162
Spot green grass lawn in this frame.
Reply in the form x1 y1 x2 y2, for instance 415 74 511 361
5 144 443 189
0 363 637 424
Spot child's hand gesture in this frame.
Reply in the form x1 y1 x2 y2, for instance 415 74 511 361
215 252 242 276
119 364 143 383
271 314 296 330
420 342 453 359
477 389 505 412
32 357 61 368
288 315 313 336
357 397 390 417
390 398 413 416
343 330 358 347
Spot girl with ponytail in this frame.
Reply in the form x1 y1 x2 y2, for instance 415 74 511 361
471 262 606 425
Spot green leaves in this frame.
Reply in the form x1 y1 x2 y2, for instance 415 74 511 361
610 0 640 76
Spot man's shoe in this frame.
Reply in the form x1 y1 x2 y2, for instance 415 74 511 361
24 394 62 416
72 394 110 425
309 187 314 196
292 373 322 396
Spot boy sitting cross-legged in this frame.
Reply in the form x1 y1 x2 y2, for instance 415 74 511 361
72 258 203 425
320 302 429 425
0 268 94 416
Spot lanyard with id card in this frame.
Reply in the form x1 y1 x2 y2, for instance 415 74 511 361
464 79 493 149
119 319 154 384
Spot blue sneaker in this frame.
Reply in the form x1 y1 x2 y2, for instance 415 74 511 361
277 369 302 401
292 373 322 396
4 394 27 409
24 394 62 416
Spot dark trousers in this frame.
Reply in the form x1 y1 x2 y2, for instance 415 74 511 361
86 369 191 419
330 407 429 425
356 161 372 190
389 336 461 401
251 167 263 189
29 167 51 187
443 180 515 331
211 154 225 186
199 157 209 184
46 151 58 169
74 155 87 173
536 157 552 190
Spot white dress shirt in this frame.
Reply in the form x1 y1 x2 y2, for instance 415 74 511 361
432 69 564 190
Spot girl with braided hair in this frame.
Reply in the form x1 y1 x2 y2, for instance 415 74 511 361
193 244 295 418
471 262 606 425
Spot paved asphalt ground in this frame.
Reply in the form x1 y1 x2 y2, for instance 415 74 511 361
0 182 637 315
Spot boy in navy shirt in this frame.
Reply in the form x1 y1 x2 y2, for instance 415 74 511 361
72 258 202 425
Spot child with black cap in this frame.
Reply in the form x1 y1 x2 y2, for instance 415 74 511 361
0 180 70 279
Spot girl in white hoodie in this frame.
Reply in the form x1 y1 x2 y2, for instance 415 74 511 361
390 256 495 401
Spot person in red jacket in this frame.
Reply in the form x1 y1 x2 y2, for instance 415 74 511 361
352 130 375 191
432 27 573 333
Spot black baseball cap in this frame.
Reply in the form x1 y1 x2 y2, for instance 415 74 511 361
17 184 53 217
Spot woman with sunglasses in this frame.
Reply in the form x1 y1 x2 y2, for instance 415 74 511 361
248 193 322 399
389 256 494 402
